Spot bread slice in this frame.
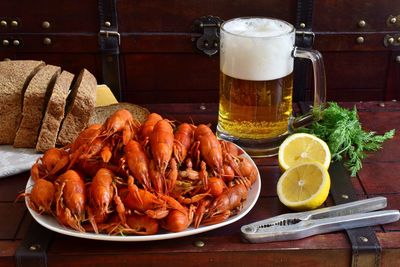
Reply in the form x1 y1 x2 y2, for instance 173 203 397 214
90 102 150 125
57 68 97 146
14 65 61 148
36 70 74 152
0 60 45 144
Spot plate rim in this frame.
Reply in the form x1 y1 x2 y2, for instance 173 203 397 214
25 146 261 242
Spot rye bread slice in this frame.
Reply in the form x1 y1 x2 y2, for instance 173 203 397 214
14 65 61 148
0 60 45 144
36 70 75 152
57 68 97 146
90 102 150 125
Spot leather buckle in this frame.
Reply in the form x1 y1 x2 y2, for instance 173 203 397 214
295 30 315 48
99 30 121 45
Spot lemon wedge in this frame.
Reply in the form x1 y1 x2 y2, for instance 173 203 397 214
278 133 331 171
277 162 330 211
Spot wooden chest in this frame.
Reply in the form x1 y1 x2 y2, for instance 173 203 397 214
1 0 399 103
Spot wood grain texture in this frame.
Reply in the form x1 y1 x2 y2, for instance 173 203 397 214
386 52 400 101
0 0 98 33
1 1 399 103
0 90 399 266
313 0 400 31
118 0 297 32
0 203 26 239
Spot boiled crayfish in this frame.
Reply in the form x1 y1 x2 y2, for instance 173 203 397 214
22 108 257 235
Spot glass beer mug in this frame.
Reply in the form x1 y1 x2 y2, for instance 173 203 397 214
216 17 326 157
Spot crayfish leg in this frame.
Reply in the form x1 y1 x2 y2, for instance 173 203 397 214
201 210 231 226
87 206 99 234
127 176 143 207
199 161 208 190
193 199 210 228
145 208 169 219
113 195 128 226
100 145 112 163
31 161 43 182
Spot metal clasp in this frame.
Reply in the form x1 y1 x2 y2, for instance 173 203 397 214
192 15 223 56
99 30 121 45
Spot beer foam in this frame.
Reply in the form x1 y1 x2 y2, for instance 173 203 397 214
223 18 292 38
221 18 295 81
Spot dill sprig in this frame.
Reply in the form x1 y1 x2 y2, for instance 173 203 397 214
298 102 395 176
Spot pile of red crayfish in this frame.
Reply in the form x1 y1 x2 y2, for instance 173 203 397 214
23 109 258 235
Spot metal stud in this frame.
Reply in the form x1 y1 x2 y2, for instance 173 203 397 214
104 21 111 27
379 102 386 108
388 37 395 44
199 104 206 110
2 39 9 46
194 240 205 247
29 244 40 251
356 36 365 44
42 21 50 29
10 20 18 27
358 20 366 28
299 23 306 28
0 20 7 27
359 236 369 243
395 56 400 63
390 17 397 24
341 194 349 199
43 37 51 45
13 39 20 46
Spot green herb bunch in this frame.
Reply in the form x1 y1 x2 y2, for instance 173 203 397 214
298 102 395 177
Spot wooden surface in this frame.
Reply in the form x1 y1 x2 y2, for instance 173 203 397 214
1 0 399 103
1 101 399 267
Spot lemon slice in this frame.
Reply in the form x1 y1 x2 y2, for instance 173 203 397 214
277 162 330 211
278 133 331 171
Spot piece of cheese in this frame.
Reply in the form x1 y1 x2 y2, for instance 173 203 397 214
96 84 118 107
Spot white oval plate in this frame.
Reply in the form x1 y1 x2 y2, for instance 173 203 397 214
25 148 261 242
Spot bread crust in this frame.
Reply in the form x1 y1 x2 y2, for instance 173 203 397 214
14 65 61 148
36 70 74 152
90 102 150 125
0 60 45 144
57 69 97 146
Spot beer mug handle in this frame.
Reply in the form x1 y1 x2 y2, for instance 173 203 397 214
291 47 327 129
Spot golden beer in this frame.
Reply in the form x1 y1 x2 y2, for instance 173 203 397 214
216 17 326 156
218 71 293 139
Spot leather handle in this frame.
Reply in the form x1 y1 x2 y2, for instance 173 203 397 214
294 0 315 102
98 0 122 101
15 220 53 267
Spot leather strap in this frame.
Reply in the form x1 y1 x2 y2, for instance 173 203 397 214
15 221 53 267
98 0 122 100
298 103 382 267
329 161 382 267
295 0 313 31
294 0 315 102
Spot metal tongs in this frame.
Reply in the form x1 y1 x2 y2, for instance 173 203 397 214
241 197 400 243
